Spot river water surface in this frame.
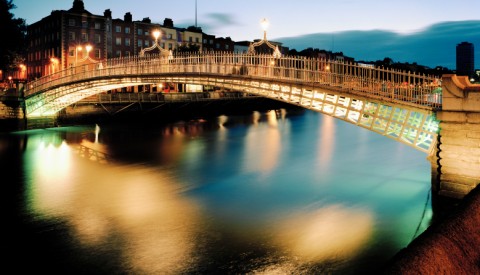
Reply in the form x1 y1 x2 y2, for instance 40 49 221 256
1 109 432 274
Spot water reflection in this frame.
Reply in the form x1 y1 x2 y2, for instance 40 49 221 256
23 133 203 274
274 204 374 262
243 110 282 174
4 109 434 274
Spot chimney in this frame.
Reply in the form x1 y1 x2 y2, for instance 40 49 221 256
104 9 112 18
164 18 174 28
124 12 132 22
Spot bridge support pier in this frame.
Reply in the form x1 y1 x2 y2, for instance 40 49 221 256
433 75 480 199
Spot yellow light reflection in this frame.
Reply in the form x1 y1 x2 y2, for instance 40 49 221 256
317 115 335 172
274 205 374 262
243 110 281 174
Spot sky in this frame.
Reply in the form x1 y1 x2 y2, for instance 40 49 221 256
11 0 480 69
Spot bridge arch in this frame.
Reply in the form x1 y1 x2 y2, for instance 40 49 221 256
24 53 441 153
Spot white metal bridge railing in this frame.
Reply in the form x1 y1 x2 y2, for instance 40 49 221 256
24 52 442 109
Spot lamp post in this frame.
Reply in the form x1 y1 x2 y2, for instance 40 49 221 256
19 64 26 79
140 29 172 58
50 58 59 74
75 45 82 65
248 18 282 58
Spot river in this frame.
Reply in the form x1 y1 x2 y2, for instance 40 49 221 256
0 108 432 274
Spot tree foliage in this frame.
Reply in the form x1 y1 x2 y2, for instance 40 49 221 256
0 0 27 74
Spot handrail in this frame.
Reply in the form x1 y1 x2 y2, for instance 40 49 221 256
24 52 442 109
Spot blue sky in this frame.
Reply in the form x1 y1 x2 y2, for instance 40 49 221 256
11 0 480 69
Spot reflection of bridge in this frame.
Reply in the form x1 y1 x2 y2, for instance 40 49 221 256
23 53 480 199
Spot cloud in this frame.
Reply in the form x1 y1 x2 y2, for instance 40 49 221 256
278 21 480 70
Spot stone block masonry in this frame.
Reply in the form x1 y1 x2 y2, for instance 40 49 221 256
435 75 480 198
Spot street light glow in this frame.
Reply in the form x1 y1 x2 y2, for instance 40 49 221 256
261 18 269 31
153 30 161 41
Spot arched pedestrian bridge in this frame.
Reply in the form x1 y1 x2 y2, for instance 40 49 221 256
23 53 480 199
24 53 442 155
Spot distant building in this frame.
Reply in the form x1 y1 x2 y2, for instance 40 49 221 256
456 41 475 77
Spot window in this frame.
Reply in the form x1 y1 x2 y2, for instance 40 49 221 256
168 43 173 50
115 26 121 33
195 37 199 43
226 45 229 50
69 32 75 41
95 22 101 29
138 39 143 47
69 49 75 57
81 33 88 42
144 40 149 47
137 28 143 35
125 27 130 34
82 21 88 28
125 38 131 46
115 50 121 57
95 34 101 44
144 30 149 36
216 43 220 49
189 37 193 42
125 51 131 57
168 33 173 39
115 37 122 46
68 19 75 26
95 49 101 59
203 39 207 44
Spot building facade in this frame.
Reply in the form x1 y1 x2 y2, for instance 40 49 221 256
26 0 210 79
27 0 107 79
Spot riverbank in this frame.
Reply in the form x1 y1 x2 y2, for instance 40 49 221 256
384 185 480 274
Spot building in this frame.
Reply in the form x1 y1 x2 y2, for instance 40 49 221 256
26 0 212 80
456 41 475 78
27 0 107 79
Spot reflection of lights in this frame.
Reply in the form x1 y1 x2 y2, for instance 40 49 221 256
243 111 281 174
318 115 335 172
218 115 228 130
266 110 278 127
95 124 100 143
274 205 374 262
252 111 261 125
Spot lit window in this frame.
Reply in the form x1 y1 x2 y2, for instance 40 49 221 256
115 26 121 33
125 27 130 34
125 38 131 46
116 37 122 46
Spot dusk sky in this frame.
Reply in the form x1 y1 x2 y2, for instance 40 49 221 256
11 0 480 69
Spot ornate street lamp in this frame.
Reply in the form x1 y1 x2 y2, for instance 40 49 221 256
140 29 173 59
75 44 95 65
248 18 282 58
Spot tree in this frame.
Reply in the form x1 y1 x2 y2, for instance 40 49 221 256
0 0 27 76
